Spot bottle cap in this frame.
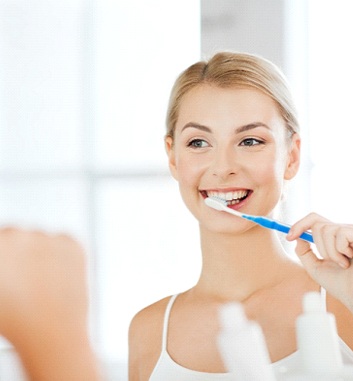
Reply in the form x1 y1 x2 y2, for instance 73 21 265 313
303 291 324 313
219 302 246 329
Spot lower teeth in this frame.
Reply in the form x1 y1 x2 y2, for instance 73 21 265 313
226 199 241 206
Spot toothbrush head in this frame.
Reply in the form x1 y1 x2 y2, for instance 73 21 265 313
205 196 244 218
204 196 228 211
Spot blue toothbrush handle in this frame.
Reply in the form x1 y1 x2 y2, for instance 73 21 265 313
271 221 314 243
297 231 314 243
245 216 314 243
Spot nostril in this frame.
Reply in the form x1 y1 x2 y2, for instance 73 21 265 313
213 171 237 178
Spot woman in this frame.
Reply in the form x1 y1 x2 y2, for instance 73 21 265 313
128 52 353 380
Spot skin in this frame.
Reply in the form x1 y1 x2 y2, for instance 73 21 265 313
128 85 353 380
0 228 101 381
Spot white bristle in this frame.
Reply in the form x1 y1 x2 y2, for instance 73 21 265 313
210 196 227 204
205 197 243 218
205 197 227 211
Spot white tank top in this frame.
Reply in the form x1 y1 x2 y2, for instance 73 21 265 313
149 289 353 381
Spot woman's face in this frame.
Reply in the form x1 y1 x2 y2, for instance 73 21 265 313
166 85 300 234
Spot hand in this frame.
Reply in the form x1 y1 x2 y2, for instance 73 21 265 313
287 213 353 313
0 228 101 381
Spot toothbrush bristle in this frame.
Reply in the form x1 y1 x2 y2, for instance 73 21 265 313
209 196 227 204
205 196 227 211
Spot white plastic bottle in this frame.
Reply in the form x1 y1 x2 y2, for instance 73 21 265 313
296 291 342 376
217 302 276 381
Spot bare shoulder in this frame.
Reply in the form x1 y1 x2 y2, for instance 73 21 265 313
327 293 353 351
129 296 172 341
128 296 173 381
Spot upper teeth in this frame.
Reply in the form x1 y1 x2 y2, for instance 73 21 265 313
207 190 248 201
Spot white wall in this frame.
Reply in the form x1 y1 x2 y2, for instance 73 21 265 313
0 1 200 379
3 1 345 379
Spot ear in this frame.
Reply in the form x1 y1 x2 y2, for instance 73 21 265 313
165 136 179 180
284 133 301 180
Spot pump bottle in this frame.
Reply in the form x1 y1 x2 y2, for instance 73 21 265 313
217 302 276 381
296 291 342 375
280 291 353 380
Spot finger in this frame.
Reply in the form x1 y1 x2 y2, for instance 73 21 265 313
336 226 353 259
336 226 353 264
297 236 350 270
288 214 350 267
318 224 343 263
295 239 322 277
314 224 352 268
288 213 330 241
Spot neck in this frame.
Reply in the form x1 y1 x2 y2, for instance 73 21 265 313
194 224 294 302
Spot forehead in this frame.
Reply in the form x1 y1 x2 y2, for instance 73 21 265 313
176 85 284 132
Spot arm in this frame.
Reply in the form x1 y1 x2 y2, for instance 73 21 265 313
129 314 142 381
0 228 102 381
128 298 168 381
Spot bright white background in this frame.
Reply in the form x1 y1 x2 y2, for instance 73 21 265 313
0 1 352 380
0 1 201 378
307 0 353 223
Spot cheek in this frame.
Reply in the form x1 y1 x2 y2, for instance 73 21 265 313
177 160 200 188
250 152 286 195
175 154 204 185
248 160 285 217
174 155 206 212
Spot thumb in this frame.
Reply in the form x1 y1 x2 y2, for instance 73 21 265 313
295 239 320 278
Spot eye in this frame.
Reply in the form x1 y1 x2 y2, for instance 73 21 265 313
240 138 264 147
187 139 209 148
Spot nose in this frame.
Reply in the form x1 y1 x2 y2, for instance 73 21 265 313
211 145 239 180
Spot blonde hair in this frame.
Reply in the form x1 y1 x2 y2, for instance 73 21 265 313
166 51 299 139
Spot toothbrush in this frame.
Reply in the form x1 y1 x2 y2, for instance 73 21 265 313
205 196 314 243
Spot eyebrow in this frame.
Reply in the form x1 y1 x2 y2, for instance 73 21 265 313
181 122 270 134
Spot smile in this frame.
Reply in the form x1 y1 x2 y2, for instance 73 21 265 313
202 189 251 206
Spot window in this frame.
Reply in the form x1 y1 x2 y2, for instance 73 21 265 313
2 1 350 378
0 1 200 375
283 0 353 225
307 0 353 223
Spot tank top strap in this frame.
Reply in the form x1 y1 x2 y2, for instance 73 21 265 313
320 286 327 310
161 294 179 350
